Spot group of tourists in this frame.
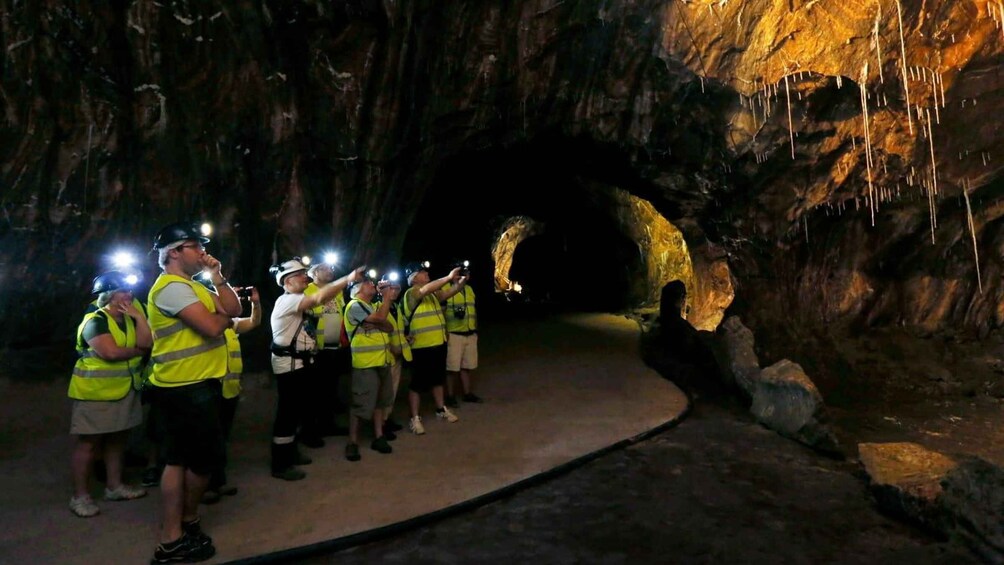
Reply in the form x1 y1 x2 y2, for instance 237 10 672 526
67 222 481 563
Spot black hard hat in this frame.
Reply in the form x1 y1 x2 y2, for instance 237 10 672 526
404 261 430 277
91 271 136 294
152 222 210 250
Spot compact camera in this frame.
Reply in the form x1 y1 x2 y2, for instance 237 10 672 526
237 286 255 300
453 305 466 319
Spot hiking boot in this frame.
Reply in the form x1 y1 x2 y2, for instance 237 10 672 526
200 489 221 505
104 484 147 501
69 495 100 518
271 467 306 481
383 429 397 441
409 416 426 435
462 393 484 403
436 406 459 423
300 435 325 449
151 533 215 564
371 437 393 454
182 518 213 547
445 395 459 408
384 419 403 433
141 466 162 487
345 443 361 462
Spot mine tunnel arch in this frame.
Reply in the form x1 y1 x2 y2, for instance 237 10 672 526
402 134 733 326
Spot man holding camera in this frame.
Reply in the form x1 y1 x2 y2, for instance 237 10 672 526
304 262 351 437
269 258 362 480
442 262 482 406
343 274 399 461
402 262 466 434
147 222 242 563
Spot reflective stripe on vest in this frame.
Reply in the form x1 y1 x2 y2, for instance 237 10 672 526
345 298 391 369
382 302 413 363
303 282 326 349
403 289 446 349
444 284 478 333
68 310 142 401
222 328 243 399
147 274 228 387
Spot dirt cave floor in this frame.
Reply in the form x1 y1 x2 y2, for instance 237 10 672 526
298 400 974 565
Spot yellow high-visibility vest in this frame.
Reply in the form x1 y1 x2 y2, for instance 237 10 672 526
68 310 143 401
380 301 413 363
344 298 392 369
443 284 477 333
222 327 243 399
403 288 447 349
147 274 228 387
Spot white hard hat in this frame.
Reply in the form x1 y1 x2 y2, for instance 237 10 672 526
271 259 308 287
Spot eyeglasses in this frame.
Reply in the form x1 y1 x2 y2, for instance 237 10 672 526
176 243 205 253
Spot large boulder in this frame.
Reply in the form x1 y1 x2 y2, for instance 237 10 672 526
719 316 760 397
859 442 1004 562
750 359 840 455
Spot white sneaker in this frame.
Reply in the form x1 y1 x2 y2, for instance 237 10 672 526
409 416 426 435
69 495 100 518
436 406 459 423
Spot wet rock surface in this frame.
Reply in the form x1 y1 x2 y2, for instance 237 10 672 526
751 359 840 454
298 402 974 565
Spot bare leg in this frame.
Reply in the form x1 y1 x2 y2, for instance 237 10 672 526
460 369 473 396
71 435 100 497
349 414 359 445
103 430 129 489
432 385 445 409
159 465 185 543
446 370 459 398
408 390 420 418
373 408 384 438
182 469 209 524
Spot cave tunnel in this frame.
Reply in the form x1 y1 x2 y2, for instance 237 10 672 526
402 132 700 317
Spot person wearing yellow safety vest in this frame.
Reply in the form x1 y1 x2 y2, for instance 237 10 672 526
401 261 466 435
377 272 410 434
268 258 363 480
303 262 351 439
342 275 399 461
203 285 261 504
147 222 243 564
442 263 483 407
68 271 151 518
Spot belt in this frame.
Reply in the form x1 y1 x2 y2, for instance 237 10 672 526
450 330 477 337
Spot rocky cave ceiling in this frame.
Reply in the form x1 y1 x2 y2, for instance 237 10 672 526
1 0 1002 346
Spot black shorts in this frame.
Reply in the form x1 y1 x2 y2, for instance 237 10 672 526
408 344 447 393
151 379 225 476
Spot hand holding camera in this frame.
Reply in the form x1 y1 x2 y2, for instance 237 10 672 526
235 286 259 303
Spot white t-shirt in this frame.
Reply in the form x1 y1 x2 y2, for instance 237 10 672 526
270 293 315 374
154 282 202 317
320 296 344 349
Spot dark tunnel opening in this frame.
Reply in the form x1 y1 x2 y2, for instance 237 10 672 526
402 134 646 315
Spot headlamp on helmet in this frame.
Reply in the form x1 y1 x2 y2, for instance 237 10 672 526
270 258 309 287
152 222 211 250
91 271 138 295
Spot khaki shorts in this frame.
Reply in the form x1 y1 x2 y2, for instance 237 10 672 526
446 333 478 372
351 366 393 418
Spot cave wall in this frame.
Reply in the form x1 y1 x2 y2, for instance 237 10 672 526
2 0 1003 347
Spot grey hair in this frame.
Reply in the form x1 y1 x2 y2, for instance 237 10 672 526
157 240 185 269
96 291 115 308
349 282 364 298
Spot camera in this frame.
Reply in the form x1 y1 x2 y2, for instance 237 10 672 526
453 305 466 319
457 260 470 276
237 287 255 300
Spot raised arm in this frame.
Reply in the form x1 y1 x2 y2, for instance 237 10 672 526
298 266 365 313
411 267 462 302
